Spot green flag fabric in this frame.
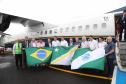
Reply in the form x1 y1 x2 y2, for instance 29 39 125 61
51 46 78 65
71 48 105 70
25 46 105 70
25 47 52 66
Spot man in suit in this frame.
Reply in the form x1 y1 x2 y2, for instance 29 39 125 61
45 38 52 47
22 36 30 68
74 37 81 47
120 10 126 41
68 38 74 46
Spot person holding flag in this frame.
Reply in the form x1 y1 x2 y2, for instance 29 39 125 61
105 36 116 77
52 37 60 47
60 37 68 47
98 37 107 48
68 38 74 46
74 37 81 47
81 36 89 48
89 36 98 50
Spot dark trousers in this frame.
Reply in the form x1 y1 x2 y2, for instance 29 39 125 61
119 28 126 41
106 57 115 76
15 54 22 69
23 50 27 68
119 28 123 41
124 28 126 41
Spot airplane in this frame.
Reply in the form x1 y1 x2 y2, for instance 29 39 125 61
2 6 126 44
0 13 118 43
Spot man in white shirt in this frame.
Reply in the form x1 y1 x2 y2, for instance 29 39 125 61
89 36 98 50
60 37 68 47
98 37 107 48
81 36 89 48
52 37 60 47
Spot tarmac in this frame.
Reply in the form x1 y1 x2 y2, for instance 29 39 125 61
0 55 111 84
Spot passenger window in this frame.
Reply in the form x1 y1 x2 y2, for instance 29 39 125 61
102 23 107 28
60 28 63 33
54 29 57 34
40 31 43 35
72 27 76 31
85 25 90 30
66 27 69 32
78 25 82 31
93 24 97 29
45 30 47 34
49 30 52 34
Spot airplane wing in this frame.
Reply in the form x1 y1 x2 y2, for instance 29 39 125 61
107 6 126 13
0 31 10 36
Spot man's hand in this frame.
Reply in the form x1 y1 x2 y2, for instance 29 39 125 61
104 54 108 56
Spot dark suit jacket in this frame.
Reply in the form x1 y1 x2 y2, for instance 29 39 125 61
22 40 30 48
120 16 126 29
45 42 52 47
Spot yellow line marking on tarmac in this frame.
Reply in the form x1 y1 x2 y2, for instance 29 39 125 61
48 66 112 80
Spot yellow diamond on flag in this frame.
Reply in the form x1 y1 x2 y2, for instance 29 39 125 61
31 49 52 61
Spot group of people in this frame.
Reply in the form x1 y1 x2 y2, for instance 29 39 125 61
13 36 116 77
28 36 107 50
13 36 116 74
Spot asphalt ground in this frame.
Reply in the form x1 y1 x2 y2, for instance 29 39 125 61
0 55 111 84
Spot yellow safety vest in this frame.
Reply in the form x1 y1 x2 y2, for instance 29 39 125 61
15 43 22 54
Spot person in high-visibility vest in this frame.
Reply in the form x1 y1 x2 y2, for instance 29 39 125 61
13 40 22 69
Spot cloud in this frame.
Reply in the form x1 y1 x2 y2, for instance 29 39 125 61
0 0 126 24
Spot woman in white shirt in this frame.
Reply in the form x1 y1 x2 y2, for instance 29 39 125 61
98 37 107 48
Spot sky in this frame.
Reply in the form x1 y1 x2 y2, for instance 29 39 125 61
0 0 126 25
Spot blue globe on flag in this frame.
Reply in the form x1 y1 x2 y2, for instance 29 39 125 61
37 50 46 59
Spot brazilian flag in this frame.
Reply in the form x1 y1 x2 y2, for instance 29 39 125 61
25 47 53 66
